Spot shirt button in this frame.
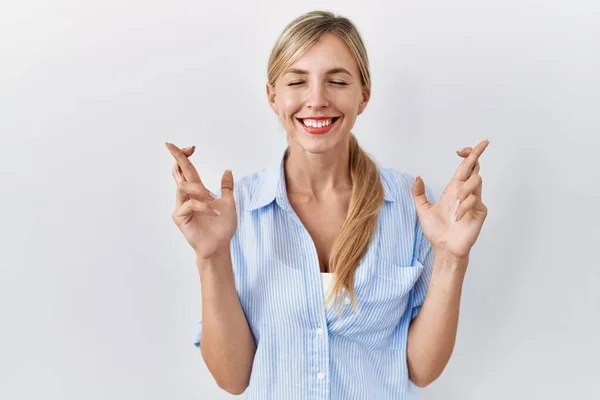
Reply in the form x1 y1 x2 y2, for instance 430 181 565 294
344 297 351 305
316 327 324 335
317 372 325 380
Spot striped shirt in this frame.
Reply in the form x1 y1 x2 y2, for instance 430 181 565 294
194 149 437 399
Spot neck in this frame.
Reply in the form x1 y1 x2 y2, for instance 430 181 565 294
284 137 352 202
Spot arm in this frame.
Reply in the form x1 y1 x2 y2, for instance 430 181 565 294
406 249 467 387
407 140 488 387
197 249 256 395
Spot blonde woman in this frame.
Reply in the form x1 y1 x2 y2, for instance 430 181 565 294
166 10 489 399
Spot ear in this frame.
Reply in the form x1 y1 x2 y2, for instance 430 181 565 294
266 83 278 114
357 85 371 115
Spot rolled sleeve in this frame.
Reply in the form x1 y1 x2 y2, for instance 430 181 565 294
410 235 434 320
193 320 202 348
410 183 437 321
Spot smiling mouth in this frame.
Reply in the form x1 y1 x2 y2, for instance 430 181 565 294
297 116 340 128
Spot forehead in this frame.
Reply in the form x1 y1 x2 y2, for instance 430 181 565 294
288 33 359 73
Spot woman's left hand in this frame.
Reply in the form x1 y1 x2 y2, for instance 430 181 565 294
411 140 490 259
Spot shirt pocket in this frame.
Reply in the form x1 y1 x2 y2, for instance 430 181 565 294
330 257 424 350
363 258 424 348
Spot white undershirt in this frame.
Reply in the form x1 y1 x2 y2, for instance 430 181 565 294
321 273 334 308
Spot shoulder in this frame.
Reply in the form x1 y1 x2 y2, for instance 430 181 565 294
229 170 263 212
379 167 416 191
378 167 438 204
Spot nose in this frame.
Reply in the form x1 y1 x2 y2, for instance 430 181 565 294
306 82 329 109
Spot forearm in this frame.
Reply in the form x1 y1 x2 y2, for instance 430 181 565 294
406 250 468 387
197 249 256 394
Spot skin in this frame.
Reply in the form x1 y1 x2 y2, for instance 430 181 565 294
266 33 370 201
407 140 489 386
165 30 490 391
265 33 371 271
165 143 253 394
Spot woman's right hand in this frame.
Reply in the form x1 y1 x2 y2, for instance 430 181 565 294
166 142 237 260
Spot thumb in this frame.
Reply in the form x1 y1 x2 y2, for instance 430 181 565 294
411 176 430 209
221 169 234 197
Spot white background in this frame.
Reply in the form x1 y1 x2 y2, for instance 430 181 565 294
1 0 599 399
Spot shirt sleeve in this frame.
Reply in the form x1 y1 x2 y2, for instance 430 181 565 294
410 234 435 321
193 319 202 348
410 183 438 321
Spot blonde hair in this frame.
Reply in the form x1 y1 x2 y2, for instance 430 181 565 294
267 11 385 312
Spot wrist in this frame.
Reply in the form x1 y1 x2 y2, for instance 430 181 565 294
196 248 232 272
432 247 469 272
432 243 469 262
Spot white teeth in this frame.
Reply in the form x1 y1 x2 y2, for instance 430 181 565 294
302 118 333 128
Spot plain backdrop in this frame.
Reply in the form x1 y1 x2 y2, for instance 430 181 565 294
1 0 599 399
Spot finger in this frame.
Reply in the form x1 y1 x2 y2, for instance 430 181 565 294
178 147 196 177
173 163 186 207
472 160 480 176
182 145 196 157
458 148 483 198
473 199 487 216
177 181 216 204
474 171 483 199
172 146 200 206
172 162 185 183
411 176 431 209
456 147 472 157
456 147 481 177
175 147 196 180
165 142 203 184
453 140 489 181
220 169 234 197
454 194 478 222
458 173 482 201
172 146 196 184
173 199 221 221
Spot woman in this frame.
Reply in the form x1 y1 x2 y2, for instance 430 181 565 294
166 10 489 399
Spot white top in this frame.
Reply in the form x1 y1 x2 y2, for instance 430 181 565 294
321 273 334 308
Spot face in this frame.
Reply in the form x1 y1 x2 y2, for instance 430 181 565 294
267 33 370 154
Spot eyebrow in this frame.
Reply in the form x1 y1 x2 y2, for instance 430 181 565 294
284 67 353 76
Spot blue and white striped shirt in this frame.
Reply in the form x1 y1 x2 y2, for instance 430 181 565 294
194 149 437 399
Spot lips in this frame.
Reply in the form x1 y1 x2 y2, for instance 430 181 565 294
297 116 340 135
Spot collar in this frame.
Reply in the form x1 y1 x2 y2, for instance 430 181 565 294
245 148 397 212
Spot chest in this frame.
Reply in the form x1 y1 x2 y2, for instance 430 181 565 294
288 194 350 273
236 199 424 349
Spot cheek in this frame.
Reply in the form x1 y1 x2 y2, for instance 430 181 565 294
333 91 361 114
275 90 301 119
280 97 302 119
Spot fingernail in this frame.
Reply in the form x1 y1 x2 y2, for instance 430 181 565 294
212 208 221 216
452 199 460 219
458 147 467 152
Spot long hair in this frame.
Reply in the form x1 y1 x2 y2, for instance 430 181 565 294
267 11 385 311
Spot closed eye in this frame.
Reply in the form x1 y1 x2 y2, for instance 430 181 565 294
287 81 348 86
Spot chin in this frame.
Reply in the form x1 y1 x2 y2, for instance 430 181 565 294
285 118 350 154
291 133 344 154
